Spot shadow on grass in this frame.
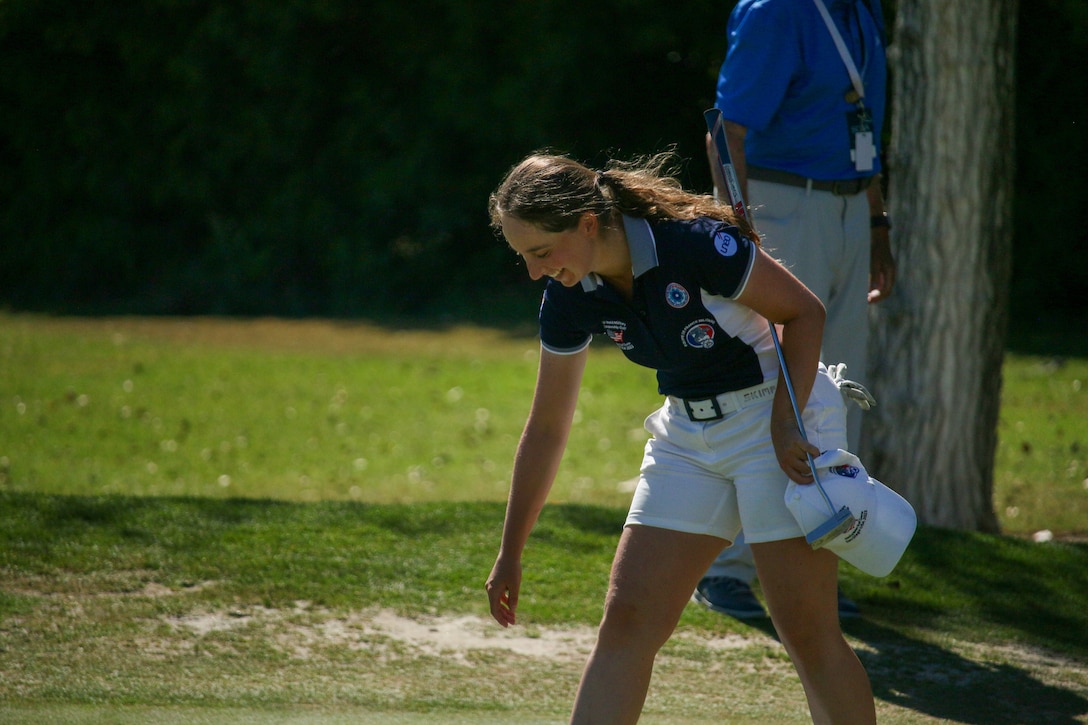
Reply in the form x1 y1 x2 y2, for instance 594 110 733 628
902 527 1088 653
855 528 1088 723
724 524 1088 724
23 493 506 539
539 504 626 537
852 619 1088 724
735 615 1088 724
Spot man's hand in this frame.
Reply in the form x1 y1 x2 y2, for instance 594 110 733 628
868 226 896 302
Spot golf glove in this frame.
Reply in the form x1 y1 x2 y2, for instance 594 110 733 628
827 363 876 410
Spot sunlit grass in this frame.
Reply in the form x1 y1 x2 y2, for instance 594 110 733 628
2 313 1084 535
0 314 658 507
994 354 1088 535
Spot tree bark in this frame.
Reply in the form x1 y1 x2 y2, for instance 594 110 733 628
862 0 1018 532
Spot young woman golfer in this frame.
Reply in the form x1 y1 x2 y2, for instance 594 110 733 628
484 150 877 725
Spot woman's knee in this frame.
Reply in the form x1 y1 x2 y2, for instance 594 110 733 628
595 590 674 652
773 614 846 668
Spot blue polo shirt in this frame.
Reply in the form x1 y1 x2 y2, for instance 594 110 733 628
715 0 887 180
539 215 779 398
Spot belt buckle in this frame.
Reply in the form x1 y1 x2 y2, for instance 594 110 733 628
683 396 723 422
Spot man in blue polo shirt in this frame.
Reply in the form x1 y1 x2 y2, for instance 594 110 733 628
697 0 897 620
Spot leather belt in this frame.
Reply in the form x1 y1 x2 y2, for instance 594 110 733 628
748 166 873 196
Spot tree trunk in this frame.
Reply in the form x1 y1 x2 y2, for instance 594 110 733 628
862 0 1018 532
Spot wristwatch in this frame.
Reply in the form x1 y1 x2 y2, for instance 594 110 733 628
870 212 891 229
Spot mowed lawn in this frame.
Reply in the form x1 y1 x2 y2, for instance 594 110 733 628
1 313 1086 724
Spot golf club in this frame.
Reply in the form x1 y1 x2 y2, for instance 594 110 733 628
704 108 855 548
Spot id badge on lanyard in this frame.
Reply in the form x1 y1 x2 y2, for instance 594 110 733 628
848 101 876 172
815 0 876 173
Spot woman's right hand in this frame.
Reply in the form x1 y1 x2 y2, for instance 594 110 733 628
771 416 821 484
483 347 587 629
485 554 522 627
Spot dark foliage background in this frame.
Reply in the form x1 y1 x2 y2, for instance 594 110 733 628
0 0 1083 328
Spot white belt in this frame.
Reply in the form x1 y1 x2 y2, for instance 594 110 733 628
671 380 778 422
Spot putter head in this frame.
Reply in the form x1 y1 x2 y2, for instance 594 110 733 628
805 506 856 549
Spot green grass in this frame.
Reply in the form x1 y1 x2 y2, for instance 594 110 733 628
1 494 1086 649
994 355 1088 535
1 313 1087 723
3 313 1086 533
0 314 659 507
1 494 1086 723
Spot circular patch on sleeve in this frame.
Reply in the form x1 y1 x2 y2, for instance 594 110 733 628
714 229 739 257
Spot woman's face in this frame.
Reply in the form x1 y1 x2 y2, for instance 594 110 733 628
500 213 594 287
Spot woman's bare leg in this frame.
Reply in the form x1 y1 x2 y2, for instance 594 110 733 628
752 538 876 725
570 525 727 725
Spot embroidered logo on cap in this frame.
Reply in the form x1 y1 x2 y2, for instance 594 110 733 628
843 509 868 543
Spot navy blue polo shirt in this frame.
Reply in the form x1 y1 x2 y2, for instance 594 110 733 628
539 215 778 398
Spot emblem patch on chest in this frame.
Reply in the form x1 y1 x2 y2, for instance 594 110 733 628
681 319 717 349
603 320 634 350
665 283 690 309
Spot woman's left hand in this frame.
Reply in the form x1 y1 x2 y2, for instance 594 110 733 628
771 418 821 484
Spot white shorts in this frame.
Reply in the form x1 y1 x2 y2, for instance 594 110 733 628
625 366 848 544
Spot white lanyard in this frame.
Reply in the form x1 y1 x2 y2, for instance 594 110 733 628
812 0 865 103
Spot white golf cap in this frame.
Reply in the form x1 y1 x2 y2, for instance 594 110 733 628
785 448 917 577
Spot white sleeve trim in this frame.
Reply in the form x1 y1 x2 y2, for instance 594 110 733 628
541 336 592 356
729 243 759 300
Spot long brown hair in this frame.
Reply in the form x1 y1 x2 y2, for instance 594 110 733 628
488 149 758 241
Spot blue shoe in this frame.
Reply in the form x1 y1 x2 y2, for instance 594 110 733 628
693 576 767 619
838 588 861 619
